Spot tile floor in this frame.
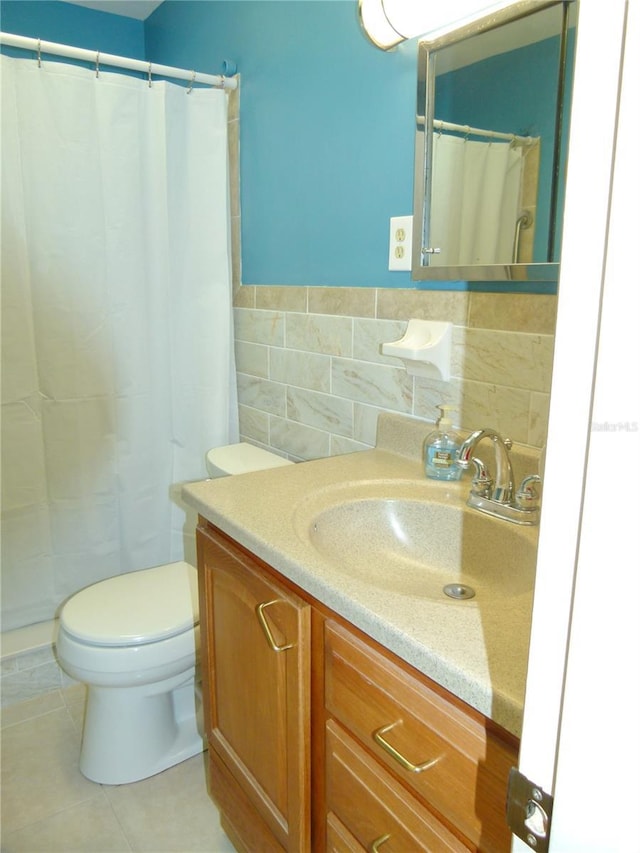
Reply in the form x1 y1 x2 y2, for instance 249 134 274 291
0 685 236 852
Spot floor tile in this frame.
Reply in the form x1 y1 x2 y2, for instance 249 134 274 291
1 695 235 853
0 796 132 852
61 683 87 731
0 689 65 729
104 752 236 853
1 707 101 834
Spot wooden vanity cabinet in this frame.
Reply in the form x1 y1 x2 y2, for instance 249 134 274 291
323 622 517 853
197 521 311 852
196 520 518 853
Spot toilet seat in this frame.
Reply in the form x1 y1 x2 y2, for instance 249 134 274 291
60 561 199 647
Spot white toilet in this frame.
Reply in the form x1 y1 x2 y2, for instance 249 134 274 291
56 443 292 785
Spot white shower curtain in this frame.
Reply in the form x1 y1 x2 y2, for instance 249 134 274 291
429 133 525 266
1 55 238 631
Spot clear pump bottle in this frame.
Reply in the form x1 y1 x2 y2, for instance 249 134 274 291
424 405 462 481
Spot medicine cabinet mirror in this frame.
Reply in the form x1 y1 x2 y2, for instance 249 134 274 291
412 0 575 283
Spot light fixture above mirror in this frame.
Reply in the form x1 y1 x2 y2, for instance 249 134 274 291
358 0 527 50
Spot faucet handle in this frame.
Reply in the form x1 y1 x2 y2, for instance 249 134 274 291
515 474 542 510
470 457 493 498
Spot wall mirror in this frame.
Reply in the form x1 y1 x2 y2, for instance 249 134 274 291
412 0 575 283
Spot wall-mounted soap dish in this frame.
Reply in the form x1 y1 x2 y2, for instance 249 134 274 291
382 319 452 381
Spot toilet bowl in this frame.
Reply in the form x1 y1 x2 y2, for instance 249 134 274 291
56 443 292 785
57 561 201 785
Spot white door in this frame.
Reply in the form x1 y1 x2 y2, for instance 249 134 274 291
514 1 639 850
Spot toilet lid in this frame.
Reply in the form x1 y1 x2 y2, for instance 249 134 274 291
206 442 293 476
60 561 199 646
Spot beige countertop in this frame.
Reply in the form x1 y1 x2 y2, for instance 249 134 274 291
182 414 539 737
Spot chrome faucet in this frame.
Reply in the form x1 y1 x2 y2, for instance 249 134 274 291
457 428 541 525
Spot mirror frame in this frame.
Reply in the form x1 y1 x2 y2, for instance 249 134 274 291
411 0 572 283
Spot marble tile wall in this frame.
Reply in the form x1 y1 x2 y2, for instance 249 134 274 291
233 286 557 461
1 645 72 708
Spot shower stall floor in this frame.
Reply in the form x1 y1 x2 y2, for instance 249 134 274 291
0 620 69 708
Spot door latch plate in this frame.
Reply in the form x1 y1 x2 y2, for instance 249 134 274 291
506 767 553 851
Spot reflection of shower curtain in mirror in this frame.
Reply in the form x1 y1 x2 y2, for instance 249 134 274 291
429 133 528 266
0 56 238 631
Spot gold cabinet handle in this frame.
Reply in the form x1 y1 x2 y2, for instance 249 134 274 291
255 600 294 652
373 721 438 774
370 833 391 852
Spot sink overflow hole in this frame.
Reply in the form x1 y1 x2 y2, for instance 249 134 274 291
443 583 476 600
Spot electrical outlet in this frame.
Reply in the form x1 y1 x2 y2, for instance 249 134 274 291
388 215 413 271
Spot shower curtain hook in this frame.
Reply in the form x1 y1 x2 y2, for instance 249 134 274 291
36 38 42 68
186 71 195 95
148 62 153 88
95 51 100 78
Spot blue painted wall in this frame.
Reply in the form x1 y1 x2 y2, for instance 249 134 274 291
145 0 418 288
146 1 560 292
0 1 145 61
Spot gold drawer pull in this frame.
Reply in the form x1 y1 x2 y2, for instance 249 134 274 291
371 833 391 852
255 600 294 652
373 721 438 774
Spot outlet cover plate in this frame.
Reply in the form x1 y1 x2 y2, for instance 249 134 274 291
388 215 413 271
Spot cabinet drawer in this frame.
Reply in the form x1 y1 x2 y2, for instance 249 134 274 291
324 621 517 852
326 812 365 853
326 719 467 853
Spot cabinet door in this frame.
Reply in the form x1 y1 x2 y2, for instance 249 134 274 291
197 524 311 852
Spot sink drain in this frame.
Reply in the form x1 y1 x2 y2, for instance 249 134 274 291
443 583 476 600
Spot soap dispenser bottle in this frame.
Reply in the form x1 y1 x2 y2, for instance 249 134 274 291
424 405 462 481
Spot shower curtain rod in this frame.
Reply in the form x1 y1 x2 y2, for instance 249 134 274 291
0 31 237 90
433 119 536 145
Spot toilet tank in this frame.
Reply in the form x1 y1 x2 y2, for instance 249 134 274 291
205 442 293 478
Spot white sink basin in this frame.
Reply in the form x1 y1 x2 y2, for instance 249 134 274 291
293 480 537 600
